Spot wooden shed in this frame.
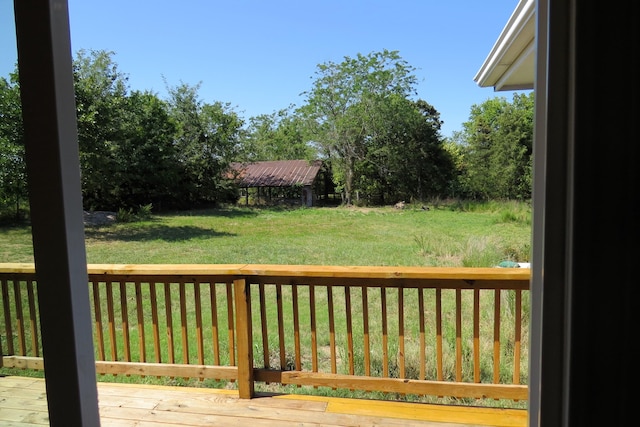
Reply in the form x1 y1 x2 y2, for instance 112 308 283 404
229 160 325 207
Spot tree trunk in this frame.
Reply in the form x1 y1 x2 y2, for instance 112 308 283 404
344 157 355 205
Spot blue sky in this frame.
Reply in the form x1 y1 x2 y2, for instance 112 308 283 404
1 1 528 138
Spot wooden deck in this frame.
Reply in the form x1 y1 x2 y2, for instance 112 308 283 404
0 376 527 427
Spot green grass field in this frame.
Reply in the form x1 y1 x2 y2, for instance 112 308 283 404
0 200 532 267
0 199 532 408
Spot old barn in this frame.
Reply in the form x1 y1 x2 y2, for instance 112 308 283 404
229 160 329 206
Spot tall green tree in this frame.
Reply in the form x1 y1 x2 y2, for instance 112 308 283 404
342 95 449 204
373 99 454 203
300 50 418 205
5 50 249 214
242 106 317 162
73 49 130 209
165 81 243 206
0 69 27 219
455 92 534 199
113 90 179 209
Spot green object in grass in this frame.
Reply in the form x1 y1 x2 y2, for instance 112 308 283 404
498 260 520 268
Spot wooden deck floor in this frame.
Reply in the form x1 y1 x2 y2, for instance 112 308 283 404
0 376 527 427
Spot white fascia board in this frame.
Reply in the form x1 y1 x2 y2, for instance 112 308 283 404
494 39 535 91
474 0 536 90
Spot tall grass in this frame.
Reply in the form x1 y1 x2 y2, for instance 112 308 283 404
0 199 532 267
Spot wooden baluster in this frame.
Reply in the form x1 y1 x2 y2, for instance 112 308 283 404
292 284 301 372
92 282 105 362
436 288 443 381
474 288 480 383
149 283 161 364
179 281 189 366
381 287 388 378
226 282 235 367
514 289 522 385
276 284 285 370
194 281 204 368
1 279 14 355
12 279 25 356
208 283 220 381
0 280 3 365
399 286 405 379
120 282 131 363
345 285 354 376
164 283 175 364
418 287 426 380
259 283 269 369
327 286 336 375
0 311 3 366
106 281 117 362
493 289 501 384
310 284 317 376
455 289 462 382
209 283 220 365
135 281 146 364
362 285 370 376
26 280 39 357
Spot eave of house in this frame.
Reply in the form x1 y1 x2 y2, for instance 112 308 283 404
474 0 535 91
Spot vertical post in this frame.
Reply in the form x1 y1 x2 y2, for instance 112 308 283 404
12 0 100 425
532 2 636 425
530 1 569 425
234 278 254 398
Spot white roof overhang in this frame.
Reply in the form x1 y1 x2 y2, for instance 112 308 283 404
474 0 535 91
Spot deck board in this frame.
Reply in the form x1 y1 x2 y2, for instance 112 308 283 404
0 376 527 426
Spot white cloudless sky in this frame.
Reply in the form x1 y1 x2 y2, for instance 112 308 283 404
1 0 530 138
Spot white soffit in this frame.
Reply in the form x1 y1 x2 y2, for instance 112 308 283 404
474 0 535 91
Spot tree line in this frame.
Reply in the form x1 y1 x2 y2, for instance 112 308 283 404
0 48 534 221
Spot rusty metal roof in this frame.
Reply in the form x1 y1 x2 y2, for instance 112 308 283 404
230 160 322 188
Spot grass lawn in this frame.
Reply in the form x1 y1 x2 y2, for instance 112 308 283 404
0 200 531 267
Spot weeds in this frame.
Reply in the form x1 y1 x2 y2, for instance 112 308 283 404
117 203 153 223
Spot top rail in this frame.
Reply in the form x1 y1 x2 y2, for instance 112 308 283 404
1 263 531 286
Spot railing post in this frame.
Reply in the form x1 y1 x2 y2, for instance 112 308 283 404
233 278 254 398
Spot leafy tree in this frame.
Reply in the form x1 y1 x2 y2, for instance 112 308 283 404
241 106 317 162
456 93 534 199
113 90 180 209
397 99 454 201
300 50 418 205
353 97 454 204
165 81 243 206
441 138 467 198
0 69 27 220
73 49 130 209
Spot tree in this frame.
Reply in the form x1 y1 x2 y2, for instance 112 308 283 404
351 97 454 204
385 99 454 202
165 81 244 206
73 49 130 209
113 90 179 209
5 49 249 213
241 106 317 162
455 93 534 199
300 50 418 205
0 69 27 220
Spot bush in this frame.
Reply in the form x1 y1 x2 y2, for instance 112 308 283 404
117 203 153 223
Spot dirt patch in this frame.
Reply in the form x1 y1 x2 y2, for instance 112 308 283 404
84 211 117 227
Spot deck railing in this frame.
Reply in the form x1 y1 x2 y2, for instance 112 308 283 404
0 263 530 401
